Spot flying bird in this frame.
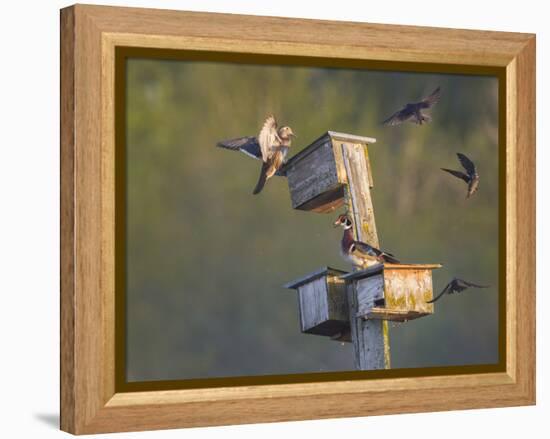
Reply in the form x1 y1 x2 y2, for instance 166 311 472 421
441 152 480 198
382 86 441 126
217 115 296 194
427 278 489 303
333 214 400 266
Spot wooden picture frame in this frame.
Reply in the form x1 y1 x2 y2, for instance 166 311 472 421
60 4 535 434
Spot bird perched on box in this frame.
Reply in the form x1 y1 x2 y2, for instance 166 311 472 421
441 152 480 198
427 278 489 303
333 214 400 267
216 115 296 194
382 86 441 126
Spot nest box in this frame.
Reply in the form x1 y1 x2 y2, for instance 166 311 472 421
284 267 349 339
281 131 376 213
341 263 442 322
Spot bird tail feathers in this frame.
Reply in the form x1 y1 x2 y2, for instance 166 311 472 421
253 165 268 195
381 253 400 264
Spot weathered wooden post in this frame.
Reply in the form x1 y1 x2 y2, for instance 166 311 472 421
283 131 441 370
340 263 441 368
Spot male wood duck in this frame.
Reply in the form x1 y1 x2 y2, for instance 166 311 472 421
427 278 489 303
382 86 441 126
217 115 296 194
333 214 400 266
441 152 480 198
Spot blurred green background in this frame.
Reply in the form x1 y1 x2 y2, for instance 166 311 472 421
125 58 499 382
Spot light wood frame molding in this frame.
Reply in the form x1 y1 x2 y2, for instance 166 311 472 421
60 4 536 434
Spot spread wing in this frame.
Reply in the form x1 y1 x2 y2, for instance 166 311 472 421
216 136 262 160
382 107 414 126
458 279 490 289
426 281 452 303
457 153 476 176
441 168 470 182
419 86 441 108
258 115 280 162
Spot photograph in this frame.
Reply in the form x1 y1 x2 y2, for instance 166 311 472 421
122 55 500 383
0 0 542 435
55 3 536 435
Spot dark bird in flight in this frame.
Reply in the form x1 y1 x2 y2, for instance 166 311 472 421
382 86 441 126
427 278 489 303
441 152 480 198
333 214 400 267
216 115 296 194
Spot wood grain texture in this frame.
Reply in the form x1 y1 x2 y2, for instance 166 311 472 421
296 276 349 337
77 4 530 66
60 4 536 434
343 264 441 322
284 132 378 212
355 274 385 317
340 143 379 249
382 267 435 317
76 7 108 428
286 135 340 209
509 36 536 399
340 141 390 370
101 35 117 414
285 268 351 340
61 4 116 433
347 290 387 370
326 276 348 323
60 6 75 433
298 277 330 331
340 141 381 367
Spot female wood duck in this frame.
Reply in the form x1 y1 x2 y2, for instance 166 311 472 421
333 214 400 266
252 117 295 194
216 115 296 194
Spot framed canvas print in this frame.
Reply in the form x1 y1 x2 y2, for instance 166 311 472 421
60 4 536 435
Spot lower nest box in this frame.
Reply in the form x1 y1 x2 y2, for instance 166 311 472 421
284 267 350 339
341 263 442 322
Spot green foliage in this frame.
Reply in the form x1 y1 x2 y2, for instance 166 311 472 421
126 59 499 381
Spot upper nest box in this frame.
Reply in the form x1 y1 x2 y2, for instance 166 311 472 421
281 131 376 213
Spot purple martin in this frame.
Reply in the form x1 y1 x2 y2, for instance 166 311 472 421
441 152 480 198
427 278 489 303
382 86 441 126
